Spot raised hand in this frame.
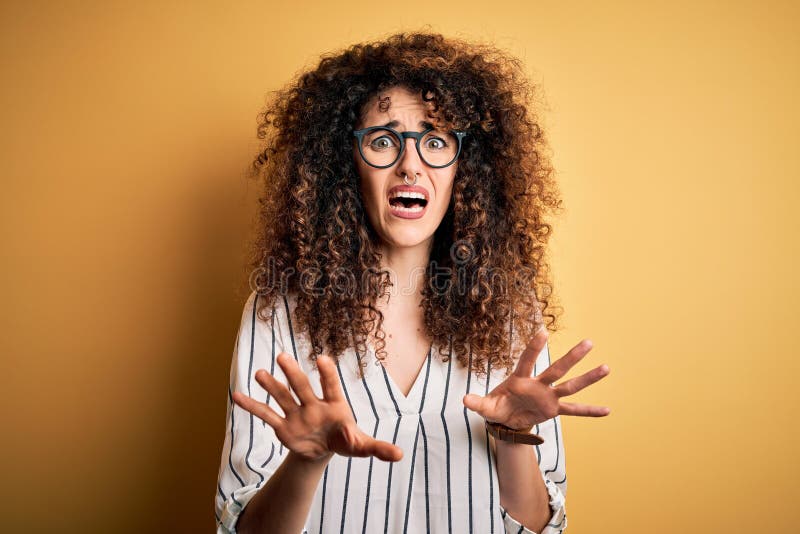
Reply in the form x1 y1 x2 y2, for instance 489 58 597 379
232 352 404 463
462 327 611 432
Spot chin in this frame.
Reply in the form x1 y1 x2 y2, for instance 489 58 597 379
383 231 432 249
378 222 437 249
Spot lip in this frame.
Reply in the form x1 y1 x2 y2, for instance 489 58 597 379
387 184 430 220
387 184 430 202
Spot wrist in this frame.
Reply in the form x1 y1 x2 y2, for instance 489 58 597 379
485 420 544 446
492 435 528 451
287 450 334 470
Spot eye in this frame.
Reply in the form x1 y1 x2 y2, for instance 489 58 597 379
368 135 397 150
424 136 448 150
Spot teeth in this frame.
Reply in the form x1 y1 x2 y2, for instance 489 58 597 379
392 204 425 213
389 191 427 201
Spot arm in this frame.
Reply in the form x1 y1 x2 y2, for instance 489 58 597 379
216 291 299 532
216 292 403 533
494 340 568 534
494 437 555 533
464 329 609 534
236 451 331 534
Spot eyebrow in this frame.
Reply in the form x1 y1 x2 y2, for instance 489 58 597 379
380 120 435 130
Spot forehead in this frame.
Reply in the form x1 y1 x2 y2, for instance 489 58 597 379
359 86 434 126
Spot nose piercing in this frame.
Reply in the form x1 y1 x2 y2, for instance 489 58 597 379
403 172 420 186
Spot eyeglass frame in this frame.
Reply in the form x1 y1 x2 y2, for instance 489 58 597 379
352 125 468 169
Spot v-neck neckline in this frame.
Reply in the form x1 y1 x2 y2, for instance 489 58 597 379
369 342 434 414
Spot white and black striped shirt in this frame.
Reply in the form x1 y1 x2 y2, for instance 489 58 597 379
215 291 568 533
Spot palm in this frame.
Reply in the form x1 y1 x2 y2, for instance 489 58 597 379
232 352 403 463
478 376 561 431
463 328 611 431
275 396 357 458
281 401 378 460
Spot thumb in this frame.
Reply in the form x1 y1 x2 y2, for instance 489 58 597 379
463 393 488 416
362 437 404 462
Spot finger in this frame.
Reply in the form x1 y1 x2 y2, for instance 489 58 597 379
254 367 299 414
462 393 495 419
512 325 548 378
232 391 286 429
360 436 404 462
316 355 344 402
558 401 611 417
537 339 593 385
340 424 402 461
276 352 319 405
553 364 610 398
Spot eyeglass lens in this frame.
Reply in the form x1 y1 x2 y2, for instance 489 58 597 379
359 128 459 167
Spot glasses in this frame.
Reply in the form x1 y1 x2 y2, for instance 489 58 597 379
353 126 468 169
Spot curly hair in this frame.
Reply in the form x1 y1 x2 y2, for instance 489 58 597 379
245 30 564 378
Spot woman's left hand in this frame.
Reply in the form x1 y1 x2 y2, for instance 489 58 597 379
462 327 611 432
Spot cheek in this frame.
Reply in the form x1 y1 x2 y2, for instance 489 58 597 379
436 174 456 208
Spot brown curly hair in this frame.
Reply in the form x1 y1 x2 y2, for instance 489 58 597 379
245 30 564 378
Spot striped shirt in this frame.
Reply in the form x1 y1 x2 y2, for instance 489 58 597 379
215 291 568 533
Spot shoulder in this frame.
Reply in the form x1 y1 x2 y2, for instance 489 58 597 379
235 290 303 354
259 290 306 359
240 290 299 323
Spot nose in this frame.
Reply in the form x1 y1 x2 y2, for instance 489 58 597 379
395 138 425 182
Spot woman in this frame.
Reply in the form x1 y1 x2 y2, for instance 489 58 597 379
215 32 610 534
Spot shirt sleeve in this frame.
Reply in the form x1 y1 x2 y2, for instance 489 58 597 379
214 291 295 533
500 340 568 534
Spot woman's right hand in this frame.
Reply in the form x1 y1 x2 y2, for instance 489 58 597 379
232 352 404 464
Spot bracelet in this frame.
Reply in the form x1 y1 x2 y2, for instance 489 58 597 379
485 420 544 445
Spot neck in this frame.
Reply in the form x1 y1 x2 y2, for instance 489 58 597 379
376 238 432 307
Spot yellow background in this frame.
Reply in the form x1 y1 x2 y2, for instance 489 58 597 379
2 1 797 532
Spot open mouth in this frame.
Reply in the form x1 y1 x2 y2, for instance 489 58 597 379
388 192 428 213
386 186 430 219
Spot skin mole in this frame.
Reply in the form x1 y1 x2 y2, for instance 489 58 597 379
378 94 391 112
